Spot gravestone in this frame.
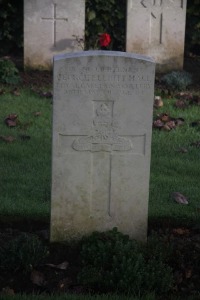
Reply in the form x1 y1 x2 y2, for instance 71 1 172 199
24 0 85 69
126 0 187 72
51 51 155 242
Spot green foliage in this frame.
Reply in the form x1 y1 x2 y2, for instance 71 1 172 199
78 228 173 296
161 71 192 91
0 0 23 55
0 58 21 84
85 0 126 51
0 233 48 273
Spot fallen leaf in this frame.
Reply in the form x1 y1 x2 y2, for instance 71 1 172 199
33 111 42 117
0 135 16 143
5 119 17 127
4 114 18 127
166 120 176 129
175 99 188 109
154 96 163 108
11 88 20 96
58 277 72 291
175 92 193 101
40 91 53 98
153 119 164 128
162 124 171 131
176 147 188 153
172 228 190 235
172 192 189 205
46 261 69 270
175 118 185 126
7 114 18 120
30 270 46 286
160 113 170 122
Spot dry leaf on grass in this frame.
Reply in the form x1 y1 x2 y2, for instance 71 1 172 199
46 261 69 270
39 91 53 98
154 96 163 108
11 88 20 96
162 120 176 131
33 111 42 117
0 135 16 143
153 113 185 131
176 147 188 153
175 99 188 109
172 228 190 235
58 277 72 291
4 114 18 127
175 118 185 126
172 192 189 205
153 119 164 128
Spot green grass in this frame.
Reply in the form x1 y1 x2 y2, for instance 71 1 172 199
149 96 200 226
0 87 51 219
0 87 200 226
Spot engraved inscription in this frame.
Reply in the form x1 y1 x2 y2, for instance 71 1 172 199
41 3 68 47
56 65 152 96
73 101 132 152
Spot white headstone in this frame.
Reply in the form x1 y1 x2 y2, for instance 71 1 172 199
126 0 187 72
51 51 155 242
24 0 85 70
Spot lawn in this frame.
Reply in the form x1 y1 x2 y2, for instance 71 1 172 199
149 95 200 227
0 87 51 220
0 84 200 226
0 74 200 299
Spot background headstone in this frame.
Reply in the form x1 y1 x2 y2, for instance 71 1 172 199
24 0 85 69
126 0 187 72
51 51 155 242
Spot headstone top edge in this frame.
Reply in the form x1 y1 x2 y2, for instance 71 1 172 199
53 50 155 64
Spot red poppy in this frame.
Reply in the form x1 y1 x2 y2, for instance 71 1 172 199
99 33 111 47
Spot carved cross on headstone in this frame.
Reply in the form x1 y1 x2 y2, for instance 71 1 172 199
59 100 146 217
140 0 184 44
41 3 68 47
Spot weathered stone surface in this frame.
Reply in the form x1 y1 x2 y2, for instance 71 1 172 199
24 0 85 70
126 0 187 72
51 51 155 242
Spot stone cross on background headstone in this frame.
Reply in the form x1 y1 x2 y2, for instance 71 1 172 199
126 0 187 72
41 3 68 48
141 0 164 45
51 51 155 242
24 0 85 70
